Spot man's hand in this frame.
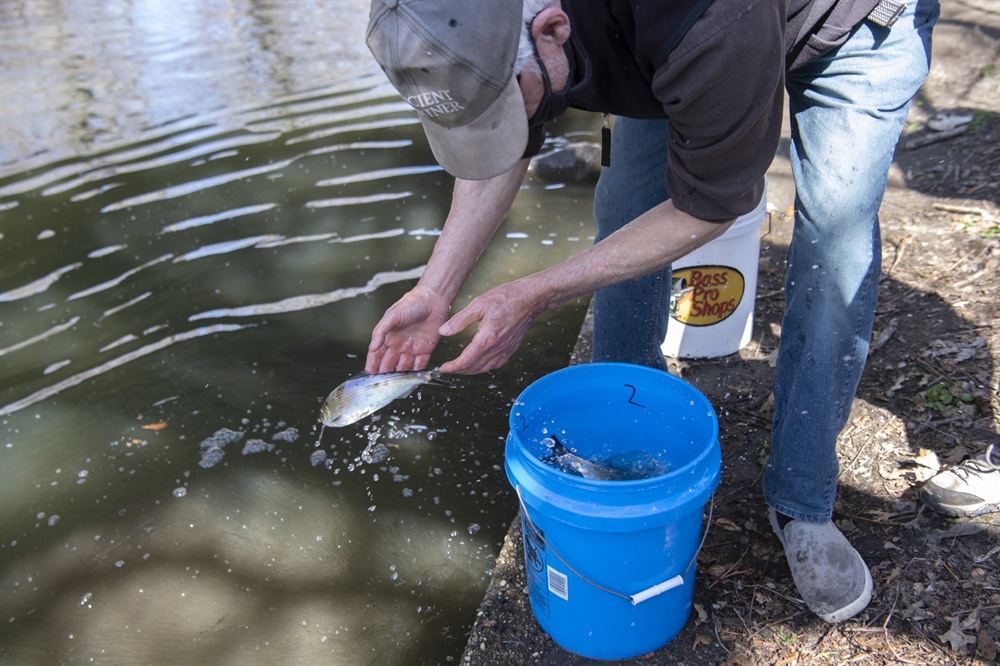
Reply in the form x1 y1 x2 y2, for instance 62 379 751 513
437 280 541 374
366 286 452 373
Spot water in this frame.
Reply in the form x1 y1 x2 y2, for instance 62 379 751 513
539 436 671 481
0 2 598 663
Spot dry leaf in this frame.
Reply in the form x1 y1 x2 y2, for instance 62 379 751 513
692 634 712 650
693 603 708 624
141 422 168 431
939 616 976 652
775 652 801 666
942 444 972 466
913 448 941 472
716 517 741 532
977 628 997 662
962 607 982 632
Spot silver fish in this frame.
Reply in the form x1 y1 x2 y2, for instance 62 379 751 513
540 436 623 481
319 369 452 427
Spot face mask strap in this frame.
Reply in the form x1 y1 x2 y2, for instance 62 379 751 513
520 30 575 159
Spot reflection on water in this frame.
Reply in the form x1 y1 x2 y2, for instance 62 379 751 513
1 1 599 664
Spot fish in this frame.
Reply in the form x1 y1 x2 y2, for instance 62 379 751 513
319 369 453 427
540 435 624 481
540 435 670 481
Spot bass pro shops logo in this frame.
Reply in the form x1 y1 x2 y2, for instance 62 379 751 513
669 266 745 326
405 90 464 119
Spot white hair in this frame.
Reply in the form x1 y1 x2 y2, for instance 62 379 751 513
514 0 553 75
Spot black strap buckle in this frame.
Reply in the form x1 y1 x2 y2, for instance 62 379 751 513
867 0 906 27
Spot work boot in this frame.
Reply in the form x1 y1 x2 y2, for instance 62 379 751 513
921 444 999 517
768 508 873 623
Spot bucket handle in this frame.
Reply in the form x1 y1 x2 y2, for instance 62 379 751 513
514 485 714 606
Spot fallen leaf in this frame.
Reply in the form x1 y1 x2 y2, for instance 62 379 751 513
142 422 168 431
913 448 941 472
693 602 708 624
926 518 990 545
962 607 982 632
941 444 972 466
939 615 976 652
692 634 712 650
716 517 741 532
977 628 997 662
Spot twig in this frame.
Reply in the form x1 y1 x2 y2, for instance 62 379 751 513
712 612 732 657
931 202 997 219
904 127 966 150
708 545 752 589
839 415 898 478
975 544 1000 564
749 610 811 638
887 235 913 275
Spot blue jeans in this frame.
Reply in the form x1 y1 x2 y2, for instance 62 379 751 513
592 0 938 523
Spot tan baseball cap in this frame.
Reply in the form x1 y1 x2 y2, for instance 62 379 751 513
366 0 528 180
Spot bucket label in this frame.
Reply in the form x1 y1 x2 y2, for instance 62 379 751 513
669 266 745 326
521 513 550 616
547 566 569 600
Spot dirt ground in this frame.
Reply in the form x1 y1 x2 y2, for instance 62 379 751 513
461 1 1000 664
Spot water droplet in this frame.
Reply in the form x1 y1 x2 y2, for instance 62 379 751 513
173 487 187 498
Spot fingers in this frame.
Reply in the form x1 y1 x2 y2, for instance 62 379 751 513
439 305 481 337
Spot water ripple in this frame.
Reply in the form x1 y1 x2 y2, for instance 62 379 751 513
0 323 251 416
40 133 283 197
67 254 174 301
188 265 425 321
286 118 420 146
87 245 126 258
100 159 296 212
316 165 441 188
0 263 83 302
161 203 278 234
305 192 412 209
247 101 413 135
172 235 283 263
101 292 153 319
0 316 81 357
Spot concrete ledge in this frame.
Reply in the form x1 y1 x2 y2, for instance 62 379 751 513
459 307 595 666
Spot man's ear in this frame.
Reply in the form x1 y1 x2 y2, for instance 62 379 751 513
531 7 571 48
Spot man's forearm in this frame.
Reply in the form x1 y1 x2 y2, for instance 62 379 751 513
519 198 735 312
417 159 531 304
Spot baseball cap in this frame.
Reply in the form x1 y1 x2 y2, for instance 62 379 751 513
366 0 528 180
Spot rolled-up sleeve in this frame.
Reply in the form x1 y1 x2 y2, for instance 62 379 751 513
650 0 786 222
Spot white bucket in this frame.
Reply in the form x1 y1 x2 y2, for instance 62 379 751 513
661 189 768 358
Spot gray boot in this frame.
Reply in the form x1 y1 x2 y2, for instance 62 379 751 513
768 508 873 622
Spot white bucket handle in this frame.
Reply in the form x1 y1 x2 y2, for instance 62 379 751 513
514 485 715 606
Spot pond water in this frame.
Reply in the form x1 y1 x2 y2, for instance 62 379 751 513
0 2 598 664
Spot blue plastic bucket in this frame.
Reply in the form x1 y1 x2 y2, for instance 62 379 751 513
505 363 720 660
